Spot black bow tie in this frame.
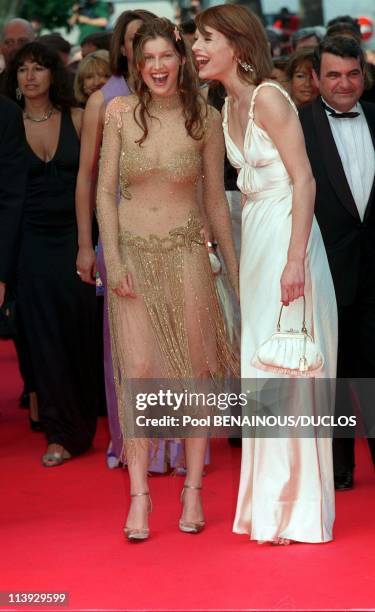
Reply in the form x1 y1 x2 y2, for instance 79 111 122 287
322 101 360 119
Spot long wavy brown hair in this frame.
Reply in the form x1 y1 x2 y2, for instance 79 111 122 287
132 18 206 145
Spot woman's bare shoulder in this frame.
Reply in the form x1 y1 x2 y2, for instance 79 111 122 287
86 88 105 112
254 81 297 116
106 94 137 114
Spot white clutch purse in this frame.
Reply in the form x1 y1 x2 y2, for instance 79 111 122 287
252 297 324 377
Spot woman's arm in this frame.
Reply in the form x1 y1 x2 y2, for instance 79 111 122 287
255 87 316 306
202 107 239 296
96 98 135 298
75 90 105 284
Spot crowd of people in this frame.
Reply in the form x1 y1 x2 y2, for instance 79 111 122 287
0 4 374 544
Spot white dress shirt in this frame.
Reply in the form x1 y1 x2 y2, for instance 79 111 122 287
323 97 375 221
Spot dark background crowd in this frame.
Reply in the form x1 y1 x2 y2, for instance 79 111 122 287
1 3 374 106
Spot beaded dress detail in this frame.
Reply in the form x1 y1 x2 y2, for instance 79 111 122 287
97 94 239 448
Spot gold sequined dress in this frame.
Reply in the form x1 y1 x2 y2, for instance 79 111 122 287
96 93 239 443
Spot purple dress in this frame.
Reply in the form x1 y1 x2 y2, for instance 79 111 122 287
97 76 209 472
97 76 130 465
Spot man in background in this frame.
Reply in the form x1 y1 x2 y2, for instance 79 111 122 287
292 26 324 50
300 37 375 490
0 19 35 95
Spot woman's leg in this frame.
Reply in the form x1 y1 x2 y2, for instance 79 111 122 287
182 437 207 524
125 439 151 530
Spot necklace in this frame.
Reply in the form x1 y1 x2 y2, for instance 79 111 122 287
23 108 54 123
149 92 181 112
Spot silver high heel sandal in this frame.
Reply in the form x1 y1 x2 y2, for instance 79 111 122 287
124 492 152 542
179 484 205 534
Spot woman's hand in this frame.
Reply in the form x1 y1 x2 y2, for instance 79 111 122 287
280 259 305 306
112 272 136 299
76 246 96 285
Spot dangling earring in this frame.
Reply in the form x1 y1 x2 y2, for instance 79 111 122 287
236 58 255 73
16 87 22 101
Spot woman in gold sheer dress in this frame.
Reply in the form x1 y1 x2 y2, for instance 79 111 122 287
96 18 238 540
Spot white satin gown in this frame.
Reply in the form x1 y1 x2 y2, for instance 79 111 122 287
223 81 338 543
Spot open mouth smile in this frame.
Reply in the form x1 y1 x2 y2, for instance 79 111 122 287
195 56 210 68
151 73 169 85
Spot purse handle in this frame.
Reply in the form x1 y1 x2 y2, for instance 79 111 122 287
277 295 307 334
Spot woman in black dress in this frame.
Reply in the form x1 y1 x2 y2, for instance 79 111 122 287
7 42 98 466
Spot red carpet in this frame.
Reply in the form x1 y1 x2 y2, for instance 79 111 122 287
0 339 374 611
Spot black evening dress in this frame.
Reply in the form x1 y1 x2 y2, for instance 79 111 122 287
17 109 98 455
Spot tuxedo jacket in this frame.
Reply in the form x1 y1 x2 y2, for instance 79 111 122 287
299 98 375 307
0 95 27 283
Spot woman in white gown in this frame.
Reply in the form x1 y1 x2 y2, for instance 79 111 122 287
193 5 338 544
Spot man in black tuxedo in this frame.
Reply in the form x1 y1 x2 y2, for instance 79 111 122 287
299 37 375 490
0 96 27 307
